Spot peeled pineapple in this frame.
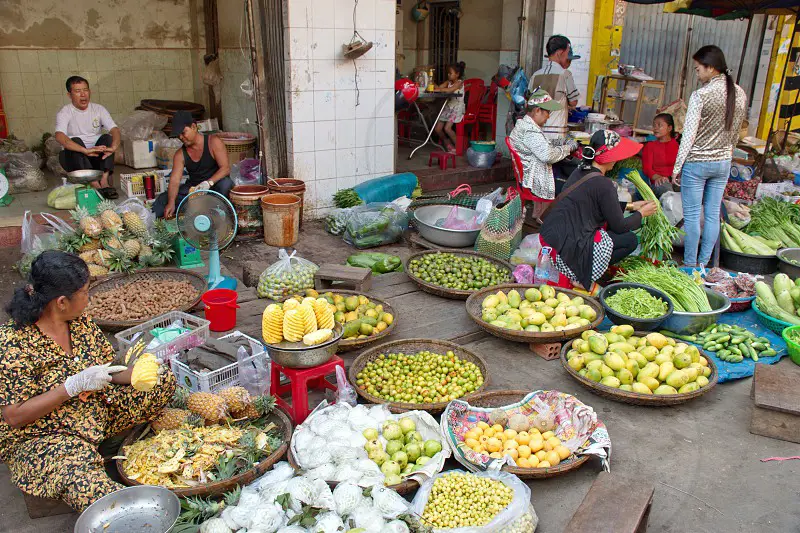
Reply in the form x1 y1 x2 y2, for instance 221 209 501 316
262 304 284 344
303 328 332 346
301 297 317 307
283 298 300 311
297 303 317 335
313 298 335 329
187 392 228 422
282 309 304 343
130 353 159 391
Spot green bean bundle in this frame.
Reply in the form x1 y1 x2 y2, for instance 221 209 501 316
605 287 669 318
625 170 684 261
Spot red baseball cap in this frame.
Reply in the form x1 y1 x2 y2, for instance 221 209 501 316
589 130 642 164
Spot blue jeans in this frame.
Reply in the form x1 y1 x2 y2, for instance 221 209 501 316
680 160 730 266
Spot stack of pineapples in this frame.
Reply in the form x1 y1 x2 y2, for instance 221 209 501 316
151 386 276 431
60 202 175 277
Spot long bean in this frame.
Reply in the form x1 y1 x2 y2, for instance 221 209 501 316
605 288 669 318
625 170 684 261
616 263 711 313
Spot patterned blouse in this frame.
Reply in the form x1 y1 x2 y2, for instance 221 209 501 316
673 74 747 176
0 314 115 459
508 114 572 200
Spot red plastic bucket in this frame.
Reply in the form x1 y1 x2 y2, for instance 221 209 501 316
202 289 240 332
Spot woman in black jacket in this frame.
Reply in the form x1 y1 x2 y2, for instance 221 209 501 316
540 130 658 291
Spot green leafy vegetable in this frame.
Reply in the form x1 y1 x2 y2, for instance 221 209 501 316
616 263 711 313
605 287 669 318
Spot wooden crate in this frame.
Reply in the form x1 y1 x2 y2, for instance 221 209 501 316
750 363 800 444
314 264 372 292
564 472 654 533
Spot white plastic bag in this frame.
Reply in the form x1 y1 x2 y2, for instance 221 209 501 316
256 249 319 301
119 110 168 141
335 365 357 406
511 234 541 265
118 197 155 233
409 470 535 532
236 344 271 398
21 211 73 256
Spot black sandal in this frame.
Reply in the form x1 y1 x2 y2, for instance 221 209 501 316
102 187 119 199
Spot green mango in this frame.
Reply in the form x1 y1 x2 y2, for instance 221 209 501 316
507 289 522 309
678 382 700 394
600 364 614 378
568 355 585 372
586 368 602 382
638 362 660 381
586 360 604 371
343 320 362 338
361 316 378 327
626 359 639 379
654 353 673 365
632 382 653 394
588 334 609 355
695 375 709 387
584 352 603 364
566 349 581 360
524 325 540 332
610 324 635 339
496 303 510 314
608 342 635 354
603 352 626 371
617 368 634 385
619 384 633 392
665 370 689 389
524 287 542 302
600 375 621 388
631 352 648 369
604 333 624 344
658 361 675 382
683 367 700 382
673 352 692 370
640 346 659 361
654 384 678 395
638 376 660 391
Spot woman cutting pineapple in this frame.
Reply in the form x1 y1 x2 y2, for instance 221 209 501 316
0 251 175 511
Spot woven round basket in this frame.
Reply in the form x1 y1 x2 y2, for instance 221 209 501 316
286 446 420 495
559 332 719 406
404 249 515 300
88 268 207 331
465 284 604 344
348 338 490 413
461 390 591 479
318 289 397 352
116 406 293 498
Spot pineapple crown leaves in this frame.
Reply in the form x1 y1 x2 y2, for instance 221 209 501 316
252 394 277 416
223 486 241 507
107 247 135 273
171 387 190 409
97 199 120 214
177 495 225 524
70 206 92 222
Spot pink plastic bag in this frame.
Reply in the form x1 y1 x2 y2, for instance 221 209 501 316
513 264 534 283
442 205 480 230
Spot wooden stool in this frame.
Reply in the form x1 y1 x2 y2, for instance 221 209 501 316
270 355 345 424
428 151 456 170
314 264 372 292
22 491 75 519
564 472 654 533
750 363 800 443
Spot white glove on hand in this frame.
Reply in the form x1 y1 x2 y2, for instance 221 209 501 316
195 180 212 191
64 363 127 397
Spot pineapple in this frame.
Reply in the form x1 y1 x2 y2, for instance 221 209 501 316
282 309 304 343
122 210 148 238
151 408 192 431
100 229 123 251
97 200 123 230
238 395 276 419
313 298 335 329
297 303 317 335
262 304 284 344
107 248 134 273
70 207 103 238
79 250 98 264
138 254 161 269
171 387 190 409
186 392 228 422
218 386 252 415
87 264 109 277
122 239 141 259
94 249 112 266
79 236 102 252
303 328 332 346
59 232 88 254
138 243 152 259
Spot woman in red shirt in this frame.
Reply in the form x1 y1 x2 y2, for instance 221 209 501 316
641 113 679 198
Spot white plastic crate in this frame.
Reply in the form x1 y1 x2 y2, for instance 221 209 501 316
115 311 210 363
171 331 271 393
120 169 170 199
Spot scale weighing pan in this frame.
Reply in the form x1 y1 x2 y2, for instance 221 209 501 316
67 169 104 185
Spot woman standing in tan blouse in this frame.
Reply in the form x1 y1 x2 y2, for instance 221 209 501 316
672 45 746 267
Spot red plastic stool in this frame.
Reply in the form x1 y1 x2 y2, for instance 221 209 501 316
270 355 345 424
428 151 456 170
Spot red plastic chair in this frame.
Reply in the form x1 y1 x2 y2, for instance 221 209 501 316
455 79 486 155
476 82 499 141
505 136 552 205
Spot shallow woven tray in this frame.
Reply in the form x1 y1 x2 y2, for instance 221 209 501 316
559 332 719 406
462 390 591 479
318 289 397 352
116 406 293 498
404 250 515 300
286 446 419 495
88 268 207 331
465 285 605 345
348 338 490 413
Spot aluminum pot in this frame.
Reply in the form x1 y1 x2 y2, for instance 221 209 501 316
777 248 800 279
266 323 343 368
75 486 180 533
413 205 480 247
67 169 103 185
661 287 731 335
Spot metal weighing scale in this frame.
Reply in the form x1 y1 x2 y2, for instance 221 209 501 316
164 218 204 269
66 169 105 215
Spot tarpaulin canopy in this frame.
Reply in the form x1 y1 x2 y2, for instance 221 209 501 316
625 0 800 18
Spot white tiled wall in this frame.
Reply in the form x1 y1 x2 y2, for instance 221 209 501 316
284 0 396 218
544 0 595 107
0 48 203 146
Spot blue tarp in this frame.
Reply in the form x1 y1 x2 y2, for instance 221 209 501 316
599 308 788 383
351 173 418 205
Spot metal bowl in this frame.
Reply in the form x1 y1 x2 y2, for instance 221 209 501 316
599 282 674 331
777 248 800 279
266 322 343 368
413 205 480 247
661 287 731 336
67 169 104 185
74 486 179 533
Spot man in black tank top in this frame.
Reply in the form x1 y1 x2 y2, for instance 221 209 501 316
152 111 234 219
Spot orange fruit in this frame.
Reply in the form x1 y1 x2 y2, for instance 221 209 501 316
486 437 502 453
465 438 480 449
527 454 540 467
556 445 571 460
516 432 531 446
491 424 504 433
547 436 561 449
517 457 531 468
542 431 555 440
517 445 531 459
538 460 551 468
503 429 518 440
477 421 489 430
503 439 519 450
545 450 561 466
489 452 503 459
535 450 547 461
484 427 495 438
505 448 519 461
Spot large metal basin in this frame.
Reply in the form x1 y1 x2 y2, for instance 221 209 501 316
661 287 731 335
266 322 343 368
413 205 480 247
777 248 800 279
75 486 180 533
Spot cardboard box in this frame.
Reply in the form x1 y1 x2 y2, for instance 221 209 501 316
123 138 157 169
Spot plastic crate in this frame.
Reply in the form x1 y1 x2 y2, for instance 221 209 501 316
120 169 170 199
171 331 271 393
782 325 800 365
115 311 210 363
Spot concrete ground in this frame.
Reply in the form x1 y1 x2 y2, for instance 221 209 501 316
1 223 799 532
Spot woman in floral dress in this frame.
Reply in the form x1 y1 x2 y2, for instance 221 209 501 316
0 250 175 511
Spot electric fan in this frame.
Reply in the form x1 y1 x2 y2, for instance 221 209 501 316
176 190 238 290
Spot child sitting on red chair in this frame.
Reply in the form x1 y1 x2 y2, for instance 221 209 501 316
433 61 467 153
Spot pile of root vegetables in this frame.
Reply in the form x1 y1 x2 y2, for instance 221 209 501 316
87 279 199 321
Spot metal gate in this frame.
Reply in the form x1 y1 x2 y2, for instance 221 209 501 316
620 3 766 104
429 1 460 84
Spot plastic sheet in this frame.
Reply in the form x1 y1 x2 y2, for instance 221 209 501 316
1 152 47 193
440 204 480 230
351 173 418 205
119 110 168 141
343 203 408 249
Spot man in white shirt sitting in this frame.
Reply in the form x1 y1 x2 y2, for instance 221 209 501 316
54 76 121 199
